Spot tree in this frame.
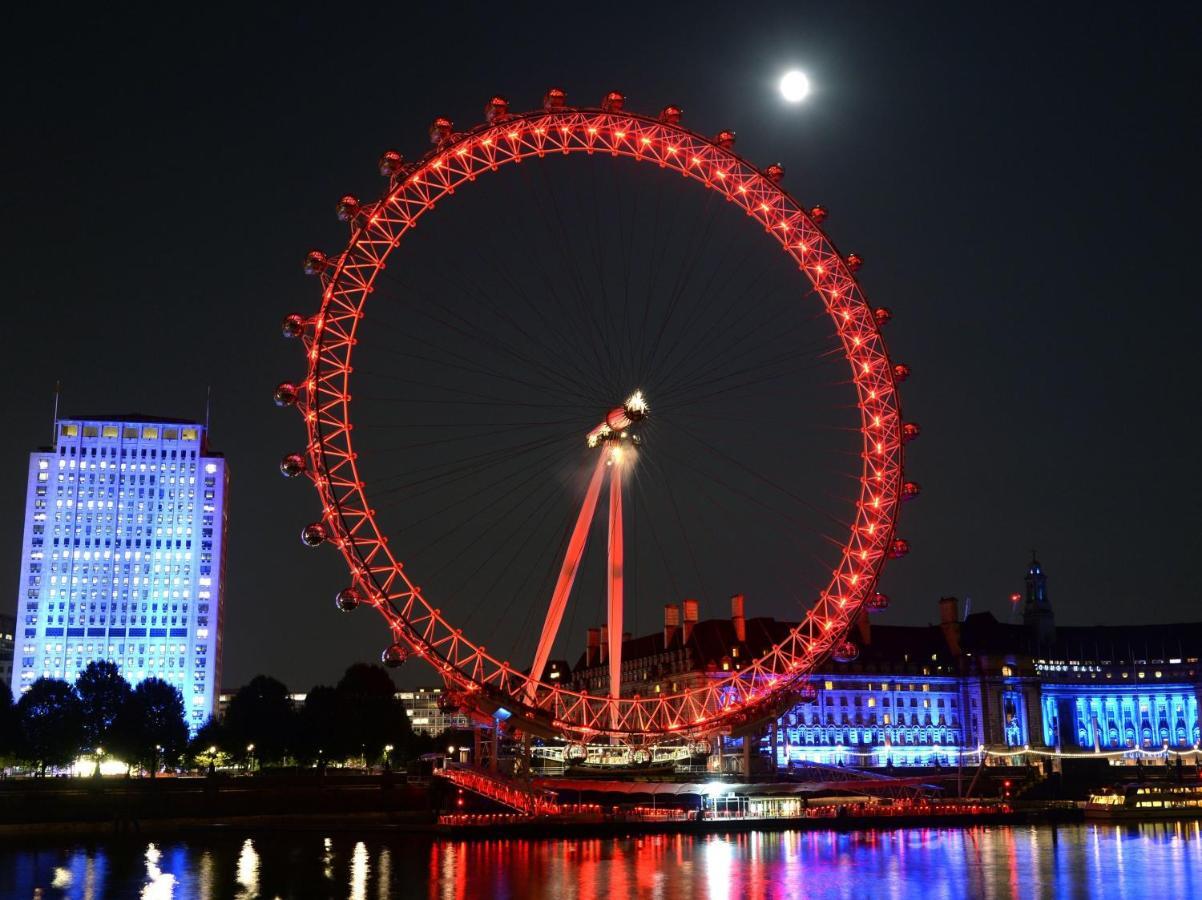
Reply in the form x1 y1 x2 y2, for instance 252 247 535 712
295 685 343 766
75 661 132 764
335 664 412 766
0 683 17 764
187 715 229 772
16 678 83 775
223 675 295 767
113 678 188 775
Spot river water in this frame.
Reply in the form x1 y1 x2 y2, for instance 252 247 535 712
2 823 1200 899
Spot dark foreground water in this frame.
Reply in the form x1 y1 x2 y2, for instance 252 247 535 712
2 823 1200 899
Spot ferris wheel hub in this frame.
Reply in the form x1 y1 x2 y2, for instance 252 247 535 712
587 390 648 450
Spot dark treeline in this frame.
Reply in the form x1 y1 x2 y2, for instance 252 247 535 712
0 661 441 775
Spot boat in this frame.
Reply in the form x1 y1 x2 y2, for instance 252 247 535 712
1084 782 1202 820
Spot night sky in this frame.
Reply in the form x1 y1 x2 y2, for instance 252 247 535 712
3 3 1199 692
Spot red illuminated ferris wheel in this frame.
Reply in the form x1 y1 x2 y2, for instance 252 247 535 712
276 89 917 747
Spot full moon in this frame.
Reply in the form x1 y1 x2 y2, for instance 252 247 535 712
780 70 810 103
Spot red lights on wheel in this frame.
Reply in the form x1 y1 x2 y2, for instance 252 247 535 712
280 90 915 742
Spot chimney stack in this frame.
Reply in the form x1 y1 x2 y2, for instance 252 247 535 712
856 607 872 646
664 603 681 646
599 625 609 664
587 627 602 667
939 596 961 656
730 594 746 643
682 598 699 643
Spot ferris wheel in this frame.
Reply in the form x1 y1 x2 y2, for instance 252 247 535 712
275 89 917 748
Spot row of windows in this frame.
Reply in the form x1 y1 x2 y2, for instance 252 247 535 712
59 424 201 442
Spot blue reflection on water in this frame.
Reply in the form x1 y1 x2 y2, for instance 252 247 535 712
1 823 1199 899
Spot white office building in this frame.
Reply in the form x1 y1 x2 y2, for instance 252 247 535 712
11 416 228 730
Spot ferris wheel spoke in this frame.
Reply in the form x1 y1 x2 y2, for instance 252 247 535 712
648 453 809 609
377 195 610 400
655 306 834 403
374 264 609 405
371 431 574 506
645 240 772 390
661 418 853 531
460 482 574 636
523 162 622 396
636 190 723 383
406 446 572 578
358 324 602 408
436 473 564 605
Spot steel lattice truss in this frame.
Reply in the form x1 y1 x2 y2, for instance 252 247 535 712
285 100 912 746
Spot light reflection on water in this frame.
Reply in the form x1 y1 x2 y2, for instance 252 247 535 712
1 822 1200 899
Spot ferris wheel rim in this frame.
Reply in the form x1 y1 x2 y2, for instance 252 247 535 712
290 103 909 743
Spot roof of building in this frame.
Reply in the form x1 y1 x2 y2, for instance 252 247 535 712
62 414 203 426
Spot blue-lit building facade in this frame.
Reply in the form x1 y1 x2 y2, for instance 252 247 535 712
10 416 228 730
569 558 1201 767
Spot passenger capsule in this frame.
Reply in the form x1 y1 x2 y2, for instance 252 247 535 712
866 591 890 612
893 363 911 382
602 91 625 112
273 382 299 407
381 643 409 668
428 116 453 145
832 640 860 663
378 149 404 177
566 743 588 761
335 195 360 222
335 587 362 612
658 105 683 125
281 314 306 339
300 522 328 547
484 95 510 123
846 253 863 272
874 306 893 327
765 163 785 183
303 250 328 276
279 453 306 478
902 481 922 501
714 130 736 149
809 205 828 224
902 422 921 442
888 538 911 559
543 87 567 110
